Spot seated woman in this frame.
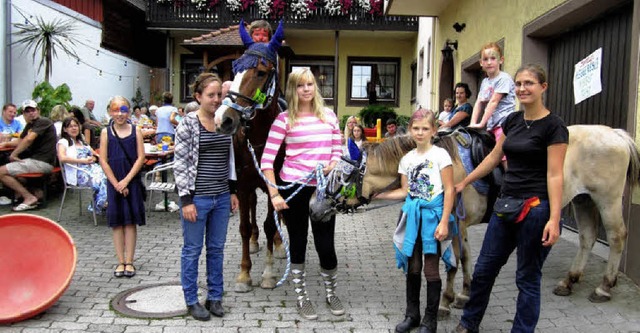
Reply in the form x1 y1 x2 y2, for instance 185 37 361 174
439 82 473 130
343 124 367 158
57 117 108 213
50 105 70 139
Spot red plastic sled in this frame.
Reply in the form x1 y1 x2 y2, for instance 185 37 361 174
0 214 77 324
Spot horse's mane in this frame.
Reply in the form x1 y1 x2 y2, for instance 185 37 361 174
434 135 461 164
362 134 460 175
362 136 415 174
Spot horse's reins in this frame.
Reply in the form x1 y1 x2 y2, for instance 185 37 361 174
245 140 328 288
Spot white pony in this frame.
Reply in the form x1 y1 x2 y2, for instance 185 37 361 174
322 124 639 315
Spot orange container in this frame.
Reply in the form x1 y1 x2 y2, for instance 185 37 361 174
0 214 77 324
363 127 378 138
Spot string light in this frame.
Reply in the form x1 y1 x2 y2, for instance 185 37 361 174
12 3 150 83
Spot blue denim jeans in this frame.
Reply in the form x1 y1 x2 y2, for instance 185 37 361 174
180 193 230 306
460 200 559 333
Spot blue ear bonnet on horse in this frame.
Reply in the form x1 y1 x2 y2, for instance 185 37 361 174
233 18 284 75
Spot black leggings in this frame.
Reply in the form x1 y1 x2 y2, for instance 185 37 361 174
407 233 441 282
279 183 337 270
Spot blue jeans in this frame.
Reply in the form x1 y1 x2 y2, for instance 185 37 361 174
180 193 230 305
460 200 558 333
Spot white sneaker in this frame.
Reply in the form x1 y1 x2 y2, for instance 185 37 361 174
154 201 166 211
0 196 11 205
168 201 180 212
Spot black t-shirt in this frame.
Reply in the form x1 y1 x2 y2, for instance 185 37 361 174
19 117 57 165
501 111 568 199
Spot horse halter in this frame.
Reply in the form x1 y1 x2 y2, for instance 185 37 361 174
223 67 277 122
322 153 368 214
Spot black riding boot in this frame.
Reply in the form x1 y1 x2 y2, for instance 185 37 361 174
395 273 422 333
418 280 442 333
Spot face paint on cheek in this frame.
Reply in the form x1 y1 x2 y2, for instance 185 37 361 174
251 29 269 43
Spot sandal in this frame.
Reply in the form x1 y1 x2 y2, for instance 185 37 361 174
12 202 39 212
114 263 125 278
124 263 136 278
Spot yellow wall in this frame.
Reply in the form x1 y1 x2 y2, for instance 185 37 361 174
432 0 564 106
170 33 416 119
285 33 416 118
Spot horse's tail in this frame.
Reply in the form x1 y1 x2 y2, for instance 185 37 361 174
613 128 640 189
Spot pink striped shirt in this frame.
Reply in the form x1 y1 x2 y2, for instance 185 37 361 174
261 108 342 185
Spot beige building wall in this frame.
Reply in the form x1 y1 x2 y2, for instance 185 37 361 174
286 33 417 118
432 0 565 108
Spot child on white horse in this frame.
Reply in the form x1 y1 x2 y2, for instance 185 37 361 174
374 109 456 333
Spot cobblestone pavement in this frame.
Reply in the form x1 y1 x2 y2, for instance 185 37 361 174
2 191 640 332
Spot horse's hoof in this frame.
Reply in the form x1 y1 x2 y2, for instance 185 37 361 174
234 282 253 293
588 288 611 303
437 306 450 320
249 242 260 254
273 245 286 259
452 294 469 309
553 285 572 297
260 278 277 289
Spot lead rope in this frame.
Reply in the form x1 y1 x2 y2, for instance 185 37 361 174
246 141 328 287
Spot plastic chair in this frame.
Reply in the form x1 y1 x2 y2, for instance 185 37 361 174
14 167 62 207
57 163 98 226
144 161 176 213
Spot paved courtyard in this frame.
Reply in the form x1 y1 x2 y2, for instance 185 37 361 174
2 191 640 332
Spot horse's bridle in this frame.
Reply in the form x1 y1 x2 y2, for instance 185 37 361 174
323 154 369 214
222 67 277 123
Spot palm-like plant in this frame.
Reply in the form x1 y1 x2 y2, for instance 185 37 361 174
12 16 79 82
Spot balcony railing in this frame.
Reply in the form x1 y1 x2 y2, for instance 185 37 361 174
147 1 418 31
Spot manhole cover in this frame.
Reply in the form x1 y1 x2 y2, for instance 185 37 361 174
111 282 206 319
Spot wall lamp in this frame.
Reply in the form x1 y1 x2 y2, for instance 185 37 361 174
445 39 458 51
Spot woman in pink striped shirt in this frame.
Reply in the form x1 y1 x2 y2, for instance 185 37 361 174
261 68 343 320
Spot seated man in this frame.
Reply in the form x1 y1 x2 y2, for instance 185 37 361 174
384 118 406 138
0 100 57 211
1 103 24 136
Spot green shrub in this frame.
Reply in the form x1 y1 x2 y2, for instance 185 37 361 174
30 81 72 117
358 104 397 128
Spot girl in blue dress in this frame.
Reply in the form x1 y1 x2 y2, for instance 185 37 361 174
99 96 146 278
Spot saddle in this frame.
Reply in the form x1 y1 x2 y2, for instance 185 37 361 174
440 127 504 224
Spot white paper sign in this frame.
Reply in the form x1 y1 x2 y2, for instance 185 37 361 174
573 48 603 104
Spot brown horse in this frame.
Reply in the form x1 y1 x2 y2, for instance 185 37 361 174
329 125 638 315
214 22 286 292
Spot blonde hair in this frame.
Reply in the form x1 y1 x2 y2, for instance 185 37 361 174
343 115 361 140
50 105 69 122
285 68 326 126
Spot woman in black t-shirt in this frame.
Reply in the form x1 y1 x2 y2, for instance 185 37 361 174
452 64 569 333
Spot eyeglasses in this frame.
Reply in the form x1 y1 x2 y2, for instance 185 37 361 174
23 108 37 113
515 81 540 89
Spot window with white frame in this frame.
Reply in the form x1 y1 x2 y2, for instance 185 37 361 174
347 57 400 106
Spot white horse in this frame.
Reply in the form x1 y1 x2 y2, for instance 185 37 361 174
323 125 639 316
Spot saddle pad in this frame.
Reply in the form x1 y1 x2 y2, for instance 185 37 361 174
457 132 490 195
